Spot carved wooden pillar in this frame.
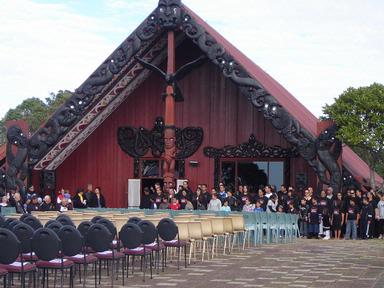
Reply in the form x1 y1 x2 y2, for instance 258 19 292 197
163 31 176 191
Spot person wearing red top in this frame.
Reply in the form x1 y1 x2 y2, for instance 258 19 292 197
169 198 180 210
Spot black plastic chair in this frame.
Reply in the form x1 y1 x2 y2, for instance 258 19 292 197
0 228 36 288
46 221 63 234
31 228 74 288
8 219 22 231
158 218 187 269
56 215 75 227
138 220 165 273
119 223 152 281
13 223 38 262
44 219 59 228
91 216 105 224
0 215 5 228
58 225 97 288
77 221 93 238
87 223 124 287
3 218 16 229
19 214 30 222
127 217 142 225
22 215 43 230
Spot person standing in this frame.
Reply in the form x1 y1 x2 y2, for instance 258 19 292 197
9 192 26 214
360 197 373 239
376 193 384 239
84 184 93 203
73 188 88 209
89 187 106 208
344 199 359 240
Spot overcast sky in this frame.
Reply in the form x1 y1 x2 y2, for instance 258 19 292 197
1 0 383 119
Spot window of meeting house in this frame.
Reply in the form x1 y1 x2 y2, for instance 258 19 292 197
220 160 284 192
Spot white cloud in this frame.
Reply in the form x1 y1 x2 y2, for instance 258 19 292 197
0 0 383 119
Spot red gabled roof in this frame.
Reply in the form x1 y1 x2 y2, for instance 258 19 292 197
184 5 383 185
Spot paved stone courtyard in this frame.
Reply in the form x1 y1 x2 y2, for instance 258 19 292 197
110 239 384 288
13 239 384 287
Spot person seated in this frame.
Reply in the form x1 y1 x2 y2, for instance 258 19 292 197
220 200 231 212
185 200 194 211
254 200 264 212
40 195 57 211
159 198 170 210
56 188 67 204
169 198 180 210
0 195 9 207
27 195 40 213
208 193 222 211
242 199 255 212
89 187 106 208
73 188 88 209
58 197 73 212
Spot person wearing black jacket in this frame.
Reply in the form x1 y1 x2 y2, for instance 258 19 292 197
9 192 27 214
360 197 373 239
26 195 40 213
73 188 88 209
40 195 57 211
140 187 152 209
200 184 211 209
88 187 106 208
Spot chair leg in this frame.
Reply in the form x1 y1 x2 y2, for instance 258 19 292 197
201 240 206 262
188 242 193 265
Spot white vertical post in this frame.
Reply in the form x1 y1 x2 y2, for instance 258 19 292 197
128 179 141 208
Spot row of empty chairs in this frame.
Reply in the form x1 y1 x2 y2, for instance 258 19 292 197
0 209 299 287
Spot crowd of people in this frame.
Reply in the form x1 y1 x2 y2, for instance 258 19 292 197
1 179 383 241
0 184 106 213
140 181 384 240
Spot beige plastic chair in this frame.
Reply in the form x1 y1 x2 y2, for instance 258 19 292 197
223 217 234 253
230 215 247 251
194 218 214 261
210 217 228 256
187 221 206 264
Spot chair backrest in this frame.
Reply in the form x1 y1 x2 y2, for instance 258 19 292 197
97 218 117 238
77 221 93 238
86 223 113 252
31 228 61 261
19 213 30 222
47 221 63 234
231 215 245 231
0 215 5 228
13 222 35 254
157 218 178 241
58 225 83 256
0 228 20 264
4 218 17 229
91 215 105 224
119 223 143 249
8 219 22 231
199 218 213 237
127 217 142 225
187 222 203 240
223 217 234 234
45 219 59 228
22 215 43 230
210 217 225 235
56 215 75 227
174 222 189 241
138 220 157 245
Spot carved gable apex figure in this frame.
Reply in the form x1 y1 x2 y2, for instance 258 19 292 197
156 0 182 30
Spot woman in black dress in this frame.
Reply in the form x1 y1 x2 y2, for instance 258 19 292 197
331 192 344 239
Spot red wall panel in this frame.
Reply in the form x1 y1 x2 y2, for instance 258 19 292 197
55 40 317 207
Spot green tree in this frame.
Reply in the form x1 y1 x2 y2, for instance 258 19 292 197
0 90 72 145
323 83 384 189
